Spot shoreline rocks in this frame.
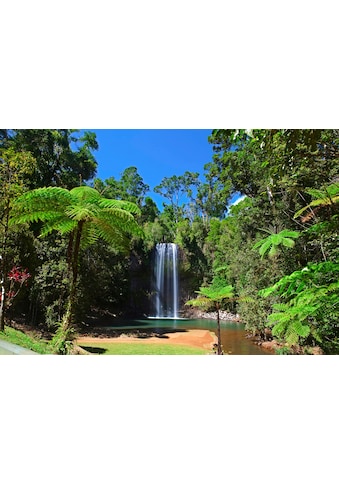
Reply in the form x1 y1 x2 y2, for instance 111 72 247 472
193 310 241 322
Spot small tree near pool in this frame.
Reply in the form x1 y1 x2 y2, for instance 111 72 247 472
186 284 234 355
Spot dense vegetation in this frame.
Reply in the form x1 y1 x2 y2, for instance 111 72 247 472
1 129 338 354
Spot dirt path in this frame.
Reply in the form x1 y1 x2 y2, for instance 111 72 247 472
77 329 217 351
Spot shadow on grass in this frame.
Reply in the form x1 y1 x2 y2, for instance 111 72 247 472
80 346 107 354
79 326 189 340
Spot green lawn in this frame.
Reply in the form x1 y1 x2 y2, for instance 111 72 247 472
79 341 209 355
0 326 50 354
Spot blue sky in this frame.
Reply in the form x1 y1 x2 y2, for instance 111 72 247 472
87 129 214 209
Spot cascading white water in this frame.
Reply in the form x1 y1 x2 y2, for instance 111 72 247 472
151 242 179 319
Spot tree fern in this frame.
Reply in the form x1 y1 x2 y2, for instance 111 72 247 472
186 284 234 354
9 185 143 353
294 183 339 218
253 229 300 259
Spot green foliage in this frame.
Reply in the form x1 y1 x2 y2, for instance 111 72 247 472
93 166 150 207
275 346 293 355
10 186 142 252
78 241 131 315
0 326 50 354
204 129 339 353
28 235 69 328
186 281 236 354
186 284 234 310
154 171 200 222
143 219 167 250
253 229 300 258
140 197 160 223
294 183 339 218
259 262 339 349
0 147 38 329
175 218 210 292
10 129 98 188
49 315 76 354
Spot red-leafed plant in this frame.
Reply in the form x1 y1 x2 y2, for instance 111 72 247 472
0 265 31 310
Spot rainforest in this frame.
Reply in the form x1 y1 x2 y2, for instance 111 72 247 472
0 129 338 355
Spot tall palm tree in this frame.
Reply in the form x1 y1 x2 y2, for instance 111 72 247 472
186 285 234 355
10 185 142 352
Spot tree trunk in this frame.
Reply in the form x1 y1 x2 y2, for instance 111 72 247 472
52 222 84 353
0 282 5 331
216 305 222 355
62 221 83 331
0 204 10 331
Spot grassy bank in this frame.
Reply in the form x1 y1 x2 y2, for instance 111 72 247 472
0 326 50 354
79 341 209 355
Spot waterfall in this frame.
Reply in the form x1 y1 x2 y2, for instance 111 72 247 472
151 242 179 318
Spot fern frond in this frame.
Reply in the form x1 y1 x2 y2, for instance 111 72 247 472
99 198 141 215
65 205 96 221
294 184 339 218
10 210 65 226
278 230 300 239
14 186 72 206
197 285 234 301
40 218 77 237
282 237 296 248
271 303 289 312
268 311 291 325
185 297 211 308
272 319 289 337
256 239 271 257
69 186 101 201
268 244 278 258
258 286 276 298
293 321 311 338
285 326 299 346
79 224 100 249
